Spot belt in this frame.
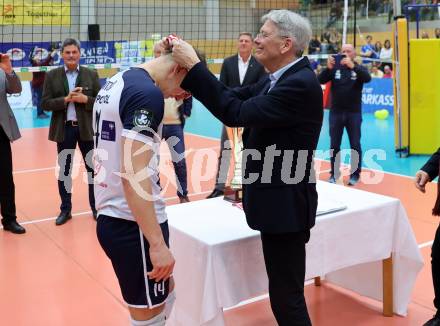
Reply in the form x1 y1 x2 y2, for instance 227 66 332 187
66 120 78 127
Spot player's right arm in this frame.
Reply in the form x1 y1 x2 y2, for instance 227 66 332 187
121 137 175 282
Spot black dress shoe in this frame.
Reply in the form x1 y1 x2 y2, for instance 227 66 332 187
55 211 72 226
2 220 26 234
206 189 224 199
424 315 440 326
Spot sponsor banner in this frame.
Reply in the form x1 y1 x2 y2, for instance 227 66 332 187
7 81 33 109
362 78 394 113
0 1 70 25
115 40 155 66
0 41 117 67
79 41 117 65
0 40 161 68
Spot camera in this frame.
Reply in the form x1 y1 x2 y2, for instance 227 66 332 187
332 54 346 67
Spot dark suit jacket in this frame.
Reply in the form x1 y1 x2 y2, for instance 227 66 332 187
41 66 101 142
182 57 323 233
220 54 266 88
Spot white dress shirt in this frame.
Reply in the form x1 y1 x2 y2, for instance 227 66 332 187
238 54 250 85
65 65 79 122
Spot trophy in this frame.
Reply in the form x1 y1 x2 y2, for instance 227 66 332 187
223 127 244 203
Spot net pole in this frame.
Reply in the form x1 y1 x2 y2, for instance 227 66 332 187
342 0 349 45
353 0 357 48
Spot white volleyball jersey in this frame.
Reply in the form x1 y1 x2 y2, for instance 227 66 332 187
93 68 167 223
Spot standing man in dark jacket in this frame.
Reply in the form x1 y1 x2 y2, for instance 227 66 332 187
207 32 266 199
168 9 323 325
318 44 371 185
42 38 101 225
415 148 440 326
0 53 26 234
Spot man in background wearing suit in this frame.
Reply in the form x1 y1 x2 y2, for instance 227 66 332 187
0 53 26 234
42 38 101 226
206 32 266 199
169 9 323 325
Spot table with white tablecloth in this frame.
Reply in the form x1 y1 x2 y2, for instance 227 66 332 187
166 181 424 326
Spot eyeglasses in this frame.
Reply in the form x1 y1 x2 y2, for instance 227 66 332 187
255 32 289 40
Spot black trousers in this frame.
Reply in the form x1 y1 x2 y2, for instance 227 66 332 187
432 222 440 315
0 127 17 224
261 230 312 326
329 110 362 179
57 124 95 212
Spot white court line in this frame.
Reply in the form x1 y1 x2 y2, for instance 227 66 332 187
419 240 434 249
13 166 57 174
12 146 219 175
0 190 212 229
19 211 92 225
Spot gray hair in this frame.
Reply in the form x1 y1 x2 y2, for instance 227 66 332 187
261 10 312 57
61 38 81 52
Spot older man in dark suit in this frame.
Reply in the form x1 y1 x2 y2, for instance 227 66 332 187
207 32 266 199
42 38 101 225
0 53 26 234
169 9 323 325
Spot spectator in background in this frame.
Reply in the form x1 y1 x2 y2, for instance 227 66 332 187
41 38 101 226
319 31 337 56
328 28 342 53
0 53 26 234
435 28 440 39
153 42 201 203
360 35 377 64
383 65 393 78
206 32 266 199
326 1 342 28
30 44 57 119
308 34 321 55
422 31 431 39
374 41 382 59
318 44 371 186
379 39 393 68
370 63 384 78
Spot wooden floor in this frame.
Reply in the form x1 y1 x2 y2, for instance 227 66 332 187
0 127 437 325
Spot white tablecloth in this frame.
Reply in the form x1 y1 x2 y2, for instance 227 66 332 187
166 181 424 326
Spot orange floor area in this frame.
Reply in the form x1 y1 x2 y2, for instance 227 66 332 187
0 127 438 325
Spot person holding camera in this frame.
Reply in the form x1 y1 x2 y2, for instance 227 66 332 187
0 53 26 234
41 38 101 225
318 44 371 186
30 44 57 119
